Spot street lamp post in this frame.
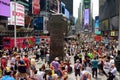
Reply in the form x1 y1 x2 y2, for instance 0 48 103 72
14 0 17 47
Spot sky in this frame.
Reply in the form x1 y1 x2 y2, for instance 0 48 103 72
73 0 99 19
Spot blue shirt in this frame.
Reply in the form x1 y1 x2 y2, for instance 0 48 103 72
2 75 15 80
91 59 98 68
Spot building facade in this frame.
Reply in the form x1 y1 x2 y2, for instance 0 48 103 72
99 0 119 38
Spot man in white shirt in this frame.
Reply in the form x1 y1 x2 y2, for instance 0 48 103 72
110 56 115 66
107 64 117 80
34 68 45 80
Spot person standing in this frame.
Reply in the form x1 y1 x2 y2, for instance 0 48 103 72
46 51 50 66
91 57 98 78
30 55 36 77
33 67 45 80
74 59 82 80
1 55 8 75
107 64 117 80
50 57 61 77
23 54 30 75
16 59 28 80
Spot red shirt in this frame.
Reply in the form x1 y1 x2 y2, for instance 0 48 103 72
1 58 7 69
23 57 30 69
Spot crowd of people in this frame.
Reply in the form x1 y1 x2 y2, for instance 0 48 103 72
65 35 118 80
0 34 119 80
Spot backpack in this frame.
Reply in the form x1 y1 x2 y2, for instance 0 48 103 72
75 63 81 70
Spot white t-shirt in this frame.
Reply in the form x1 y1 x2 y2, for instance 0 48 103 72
10 57 15 64
104 61 110 69
35 71 45 80
110 67 117 76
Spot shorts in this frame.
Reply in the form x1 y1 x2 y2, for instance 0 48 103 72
75 69 80 76
16 72 27 78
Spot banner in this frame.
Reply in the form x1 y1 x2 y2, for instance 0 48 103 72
94 16 101 34
32 0 40 15
8 2 25 26
84 9 89 31
33 16 44 30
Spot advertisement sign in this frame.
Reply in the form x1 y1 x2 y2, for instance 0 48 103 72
8 2 25 26
32 0 40 15
94 16 101 34
84 9 89 31
84 0 90 9
65 9 70 19
111 31 115 36
3 37 35 50
0 0 10 17
33 16 44 30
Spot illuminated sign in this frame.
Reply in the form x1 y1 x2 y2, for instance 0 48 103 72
8 2 25 26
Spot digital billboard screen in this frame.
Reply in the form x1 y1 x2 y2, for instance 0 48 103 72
32 0 40 15
84 9 89 31
0 0 10 17
33 16 44 30
94 16 101 34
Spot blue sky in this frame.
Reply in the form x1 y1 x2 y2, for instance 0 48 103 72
73 0 99 19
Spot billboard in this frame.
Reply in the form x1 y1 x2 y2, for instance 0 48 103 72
65 8 70 19
60 2 70 19
0 0 10 17
84 9 89 31
84 0 90 9
32 0 40 15
8 2 25 26
94 16 101 34
33 16 44 30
